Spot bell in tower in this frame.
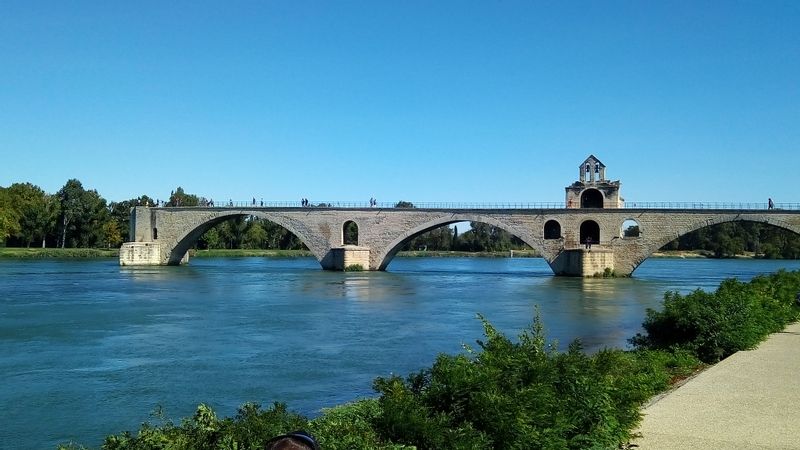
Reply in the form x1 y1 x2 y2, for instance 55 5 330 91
566 155 623 208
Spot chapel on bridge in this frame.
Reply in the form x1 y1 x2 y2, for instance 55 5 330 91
565 155 624 208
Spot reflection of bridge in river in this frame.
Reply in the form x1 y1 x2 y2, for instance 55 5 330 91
120 205 800 277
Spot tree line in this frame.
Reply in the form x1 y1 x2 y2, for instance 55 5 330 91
1 181 798 257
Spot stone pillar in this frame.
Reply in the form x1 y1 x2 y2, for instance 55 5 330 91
327 246 371 270
119 242 162 265
548 248 615 277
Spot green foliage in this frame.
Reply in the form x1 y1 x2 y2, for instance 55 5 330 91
0 247 118 258
344 264 364 272
57 179 110 248
167 187 199 207
6 182 60 247
394 201 415 208
371 313 655 449
309 399 412 450
197 217 307 251
662 221 800 259
99 402 308 450
631 270 800 363
0 187 21 243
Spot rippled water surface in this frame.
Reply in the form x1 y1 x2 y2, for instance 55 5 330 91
2 256 799 448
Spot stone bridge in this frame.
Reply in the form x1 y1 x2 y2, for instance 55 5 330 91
119 206 800 276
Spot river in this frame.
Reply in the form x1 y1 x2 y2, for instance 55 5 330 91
2 256 799 448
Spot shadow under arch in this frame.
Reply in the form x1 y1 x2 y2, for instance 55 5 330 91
375 214 544 271
165 210 325 265
627 216 800 275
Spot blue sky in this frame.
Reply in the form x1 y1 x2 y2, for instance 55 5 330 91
1 1 797 204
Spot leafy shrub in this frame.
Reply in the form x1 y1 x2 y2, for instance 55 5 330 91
371 314 656 449
631 270 800 363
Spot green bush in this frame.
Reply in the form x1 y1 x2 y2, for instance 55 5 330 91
370 314 664 449
631 270 800 363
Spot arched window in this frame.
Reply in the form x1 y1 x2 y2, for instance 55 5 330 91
581 189 604 208
544 220 561 239
343 221 358 245
621 219 641 238
579 220 600 245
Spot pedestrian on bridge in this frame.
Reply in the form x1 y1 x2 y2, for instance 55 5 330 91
768 198 774 209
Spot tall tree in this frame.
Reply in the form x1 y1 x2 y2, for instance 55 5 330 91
0 187 21 244
7 183 60 247
56 179 109 248
167 187 199 207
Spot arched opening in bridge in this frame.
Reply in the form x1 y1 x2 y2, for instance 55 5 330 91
659 220 800 259
581 189 604 208
580 220 600 246
194 215 308 251
343 221 358 245
382 220 535 270
543 220 561 239
621 219 640 238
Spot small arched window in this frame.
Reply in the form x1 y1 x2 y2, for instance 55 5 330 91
343 221 358 245
544 220 561 239
621 219 641 238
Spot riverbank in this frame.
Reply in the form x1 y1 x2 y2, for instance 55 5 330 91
0 247 119 258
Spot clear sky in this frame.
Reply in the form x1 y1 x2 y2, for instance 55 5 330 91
1 1 797 205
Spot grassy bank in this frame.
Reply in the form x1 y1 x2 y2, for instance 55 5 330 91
397 249 540 258
60 270 800 450
0 247 119 258
191 249 314 258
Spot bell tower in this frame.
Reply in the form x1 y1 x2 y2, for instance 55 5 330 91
565 155 623 208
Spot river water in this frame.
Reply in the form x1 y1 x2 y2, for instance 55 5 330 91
2 256 800 448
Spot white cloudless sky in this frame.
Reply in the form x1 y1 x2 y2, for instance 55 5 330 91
1 1 797 205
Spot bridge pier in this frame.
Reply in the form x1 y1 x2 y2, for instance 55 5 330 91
324 245 372 270
119 242 188 266
549 248 618 277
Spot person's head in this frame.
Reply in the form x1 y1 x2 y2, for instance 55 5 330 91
264 431 320 450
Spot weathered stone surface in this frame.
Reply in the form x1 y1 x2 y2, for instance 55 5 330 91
121 206 800 276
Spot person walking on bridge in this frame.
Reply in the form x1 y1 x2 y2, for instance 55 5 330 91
768 198 774 209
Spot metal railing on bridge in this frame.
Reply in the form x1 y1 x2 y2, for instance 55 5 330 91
159 200 800 210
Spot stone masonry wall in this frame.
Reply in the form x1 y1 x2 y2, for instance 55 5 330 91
124 207 800 275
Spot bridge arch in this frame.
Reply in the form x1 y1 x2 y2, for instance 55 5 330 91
649 216 800 257
375 214 544 270
617 215 800 276
164 210 327 265
581 189 604 208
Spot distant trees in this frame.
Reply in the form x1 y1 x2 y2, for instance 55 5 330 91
0 187 21 241
5 183 59 247
167 187 199 207
196 217 306 250
404 222 531 252
661 221 800 259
